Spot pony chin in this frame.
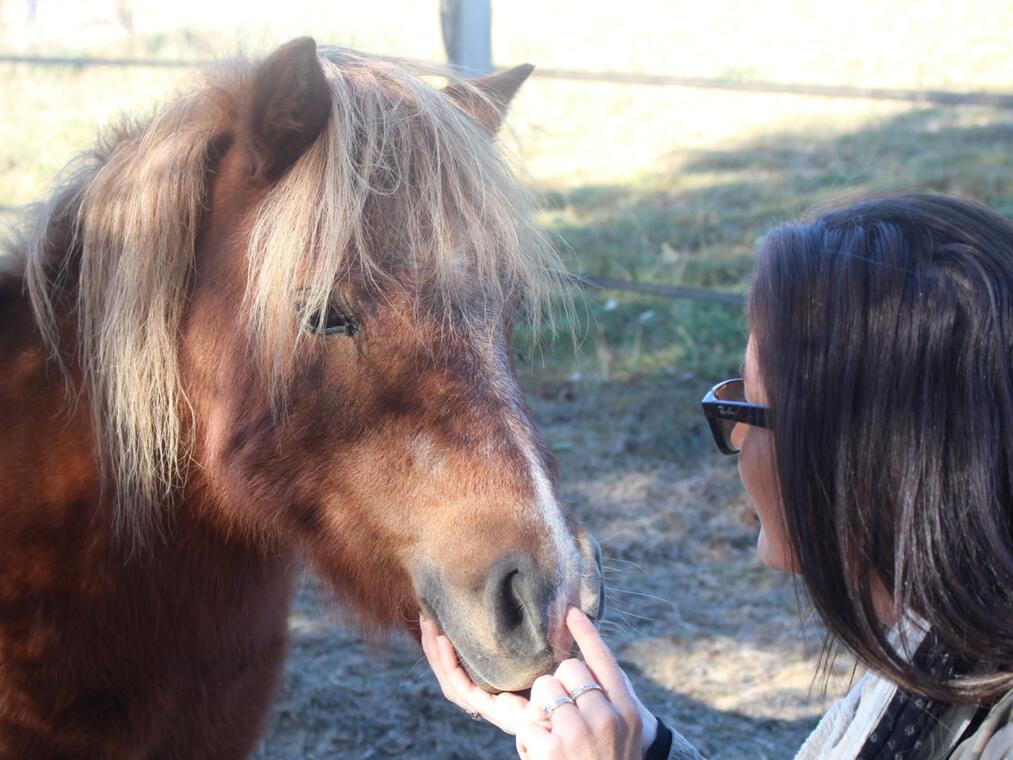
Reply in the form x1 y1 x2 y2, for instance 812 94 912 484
417 592 557 694
412 543 605 693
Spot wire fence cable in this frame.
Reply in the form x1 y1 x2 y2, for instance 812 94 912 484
2 54 1011 109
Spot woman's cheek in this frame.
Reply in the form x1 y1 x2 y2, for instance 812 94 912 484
739 431 796 573
757 522 788 571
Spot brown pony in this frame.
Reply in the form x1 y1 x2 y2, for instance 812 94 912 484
0 38 603 759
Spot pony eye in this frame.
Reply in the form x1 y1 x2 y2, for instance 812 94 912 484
305 302 361 337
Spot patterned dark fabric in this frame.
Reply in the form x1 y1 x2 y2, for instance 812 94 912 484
854 689 947 759
855 631 968 760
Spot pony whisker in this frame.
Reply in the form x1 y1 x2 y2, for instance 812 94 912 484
605 587 677 608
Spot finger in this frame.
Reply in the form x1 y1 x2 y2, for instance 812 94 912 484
518 721 559 760
435 632 488 705
552 657 630 753
419 618 467 709
565 607 630 701
522 684 552 730
420 619 447 675
435 633 527 734
528 674 581 728
515 718 558 759
565 607 644 729
470 690 528 736
419 617 444 676
419 618 447 687
552 657 612 716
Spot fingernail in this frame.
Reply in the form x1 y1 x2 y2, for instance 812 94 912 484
420 618 434 640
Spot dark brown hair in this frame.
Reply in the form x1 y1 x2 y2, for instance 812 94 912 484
749 193 1013 703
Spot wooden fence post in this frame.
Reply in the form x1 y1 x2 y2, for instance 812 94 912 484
441 0 492 75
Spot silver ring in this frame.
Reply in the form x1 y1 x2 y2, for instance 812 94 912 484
542 695 575 718
467 710 482 721
569 683 603 701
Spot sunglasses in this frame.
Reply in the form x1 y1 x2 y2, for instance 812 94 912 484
700 378 771 455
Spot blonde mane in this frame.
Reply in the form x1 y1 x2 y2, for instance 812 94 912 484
11 47 568 544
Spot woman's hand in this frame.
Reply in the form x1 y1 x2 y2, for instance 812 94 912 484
419 614 529 735
420 606 657 759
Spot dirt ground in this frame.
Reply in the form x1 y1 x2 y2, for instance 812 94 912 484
254 379 853 760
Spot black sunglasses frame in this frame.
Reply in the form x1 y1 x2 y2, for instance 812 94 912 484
700 379 771 455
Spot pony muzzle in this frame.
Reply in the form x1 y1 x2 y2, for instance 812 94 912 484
415 538 603 693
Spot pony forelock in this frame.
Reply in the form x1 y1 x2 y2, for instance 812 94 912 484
14 47 569 545
247 49 568 395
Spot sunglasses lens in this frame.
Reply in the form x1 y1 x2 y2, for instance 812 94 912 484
714 380 745 402
717 416 739 453
710 380 746 453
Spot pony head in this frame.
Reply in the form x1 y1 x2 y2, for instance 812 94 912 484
27 38 603 692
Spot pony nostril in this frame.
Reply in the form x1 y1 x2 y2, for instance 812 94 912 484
499 570 525 631
485 554 551 657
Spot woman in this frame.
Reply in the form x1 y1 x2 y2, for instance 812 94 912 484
421 193 1013 759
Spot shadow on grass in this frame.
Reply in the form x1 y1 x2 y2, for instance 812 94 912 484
522 104 1013 467
539 105 1013 282
628 662 821 759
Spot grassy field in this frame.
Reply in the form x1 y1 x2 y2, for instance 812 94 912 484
2 4 1013 757
4 3 1012 433
522 99 1013 461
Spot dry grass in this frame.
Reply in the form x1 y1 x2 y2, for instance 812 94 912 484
255 407 847 759
3 4 1012 757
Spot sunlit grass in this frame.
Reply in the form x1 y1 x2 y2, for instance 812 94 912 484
514 100 1013 461
2 2 1012 463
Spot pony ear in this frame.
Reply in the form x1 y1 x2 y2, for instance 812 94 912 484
245 37 331 181
444 63 534 132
